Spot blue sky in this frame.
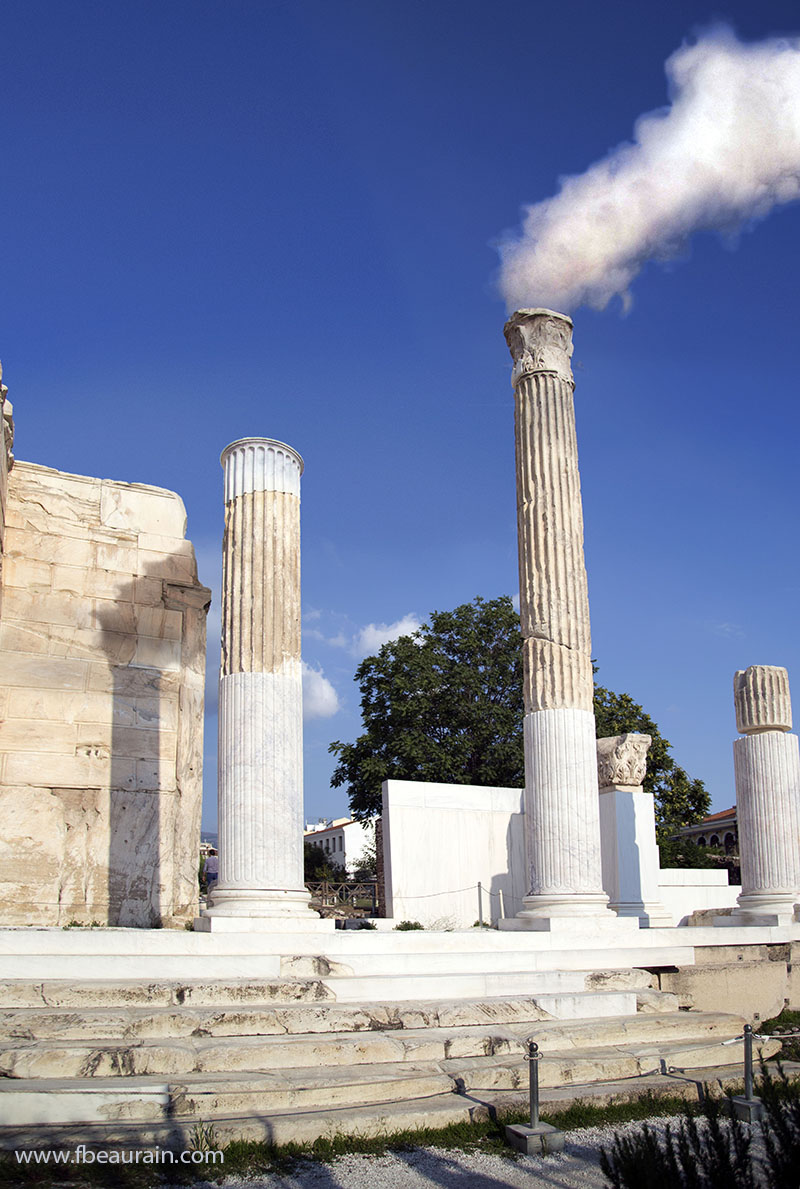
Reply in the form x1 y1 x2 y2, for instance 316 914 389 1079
2 0 799 829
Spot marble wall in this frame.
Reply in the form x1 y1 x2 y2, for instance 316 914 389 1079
0 459 210 927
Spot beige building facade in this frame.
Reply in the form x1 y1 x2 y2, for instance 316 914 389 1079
0 375 210 927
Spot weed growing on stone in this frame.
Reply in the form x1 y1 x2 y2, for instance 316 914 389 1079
761 1008 800 1062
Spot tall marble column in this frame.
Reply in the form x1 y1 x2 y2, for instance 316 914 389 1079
505 310 611 921
731 665 800 923
206 437 316 919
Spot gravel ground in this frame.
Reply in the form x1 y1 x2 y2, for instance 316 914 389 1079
186 1114 758 1189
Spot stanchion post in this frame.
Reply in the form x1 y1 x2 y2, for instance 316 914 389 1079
505 1037 564 1155
529 1041 540 1128
744 1023 754 1101
478 882 483 927
729 1022 763 1123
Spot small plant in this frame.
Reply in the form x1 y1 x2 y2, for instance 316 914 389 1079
355 919 377 929
600 1094 754 1189
394 920 424 930
600 1063 800 1189
190 1119 219 1152
761 1008 800 1062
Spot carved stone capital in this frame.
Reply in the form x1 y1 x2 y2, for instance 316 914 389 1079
504 308 574 389
597 733 652 789
221 437 304 502
734 665 792 734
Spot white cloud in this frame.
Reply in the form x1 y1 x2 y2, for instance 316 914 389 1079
302 662 341 720
709 621 745 639
511 592 520 612
353 614 421 657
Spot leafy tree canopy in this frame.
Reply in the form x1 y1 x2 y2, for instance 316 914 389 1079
330 596 523 820
329 596 710 851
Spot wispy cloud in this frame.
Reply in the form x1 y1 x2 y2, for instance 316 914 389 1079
302 662 341 720
306 611 422 658
352 614 422 657
709 621 745 639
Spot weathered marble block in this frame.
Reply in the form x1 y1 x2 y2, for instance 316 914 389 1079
0 458 210 927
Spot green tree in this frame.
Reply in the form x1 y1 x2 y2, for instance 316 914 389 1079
593 681 710 853
329 595 710 858
303 842 338 883
330 596 523 821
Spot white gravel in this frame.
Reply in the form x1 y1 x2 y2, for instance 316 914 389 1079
186 1114 725 1188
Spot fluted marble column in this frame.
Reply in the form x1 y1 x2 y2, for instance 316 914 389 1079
505 310 611 921
732 665 800 923
206 438 315 919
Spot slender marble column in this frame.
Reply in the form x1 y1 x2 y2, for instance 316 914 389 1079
505 310 610 919
206 438 315 918
732 665 800 922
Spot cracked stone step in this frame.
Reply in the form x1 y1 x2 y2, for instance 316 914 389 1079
0 991 679 1045
0 1011 750 1081
0 979 335 1009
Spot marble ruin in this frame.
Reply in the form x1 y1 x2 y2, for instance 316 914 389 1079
597 734 672 927
732 665 800 923
0 372 210 926
203 438 320 925
504 309 611 923
1 321 800 1152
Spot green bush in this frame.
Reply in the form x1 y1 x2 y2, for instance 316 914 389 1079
394 920 424 930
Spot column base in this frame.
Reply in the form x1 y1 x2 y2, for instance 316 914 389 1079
498 908 641 936
203 886 319 919
714 893 799 928
517 890 614 919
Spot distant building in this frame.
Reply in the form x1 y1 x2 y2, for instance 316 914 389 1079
678 807 738 853
304 817 372 874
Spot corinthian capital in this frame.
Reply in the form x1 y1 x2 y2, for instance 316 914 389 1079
504 308 574 388
597 733 652 789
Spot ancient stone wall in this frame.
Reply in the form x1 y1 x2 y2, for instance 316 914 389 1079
0 460 210 927
0 366 13 617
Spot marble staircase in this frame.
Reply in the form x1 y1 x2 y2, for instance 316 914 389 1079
0 969 773 1148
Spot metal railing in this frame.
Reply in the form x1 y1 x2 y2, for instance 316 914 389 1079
306 880 378 917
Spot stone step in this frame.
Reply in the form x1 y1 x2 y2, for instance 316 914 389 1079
0 979 335 1010
0 990 680 1049
0 928 698 985
324 969 642 1004
0 966 661 1010
0 1035 779 1147
280 953 657 980
0 1011 746 1081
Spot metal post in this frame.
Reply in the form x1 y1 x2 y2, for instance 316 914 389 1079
744 1024 754 1101
529 1041 540 1128
478 882 484 927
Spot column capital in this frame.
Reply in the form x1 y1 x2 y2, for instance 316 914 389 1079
734 665 792 734
504 309 574 389
597 733 652 789
221 437 304 501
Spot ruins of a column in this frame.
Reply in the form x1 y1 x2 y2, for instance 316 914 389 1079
205 438 317 920
597 734 672 927
504 310 611 921
731 665 800 923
